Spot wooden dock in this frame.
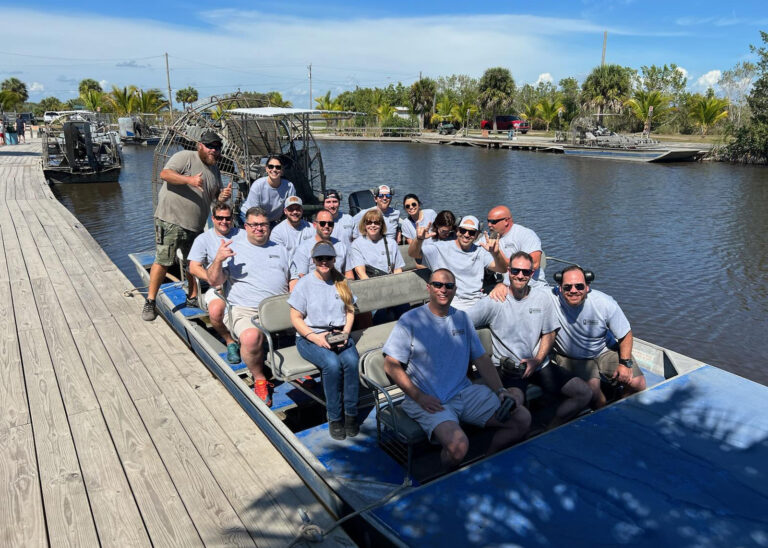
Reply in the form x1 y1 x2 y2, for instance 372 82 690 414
0 141 353 547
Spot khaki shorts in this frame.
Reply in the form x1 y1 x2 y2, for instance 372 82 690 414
225 306 260 339
553 349 643 381
401 383 500 441
154 219 200 267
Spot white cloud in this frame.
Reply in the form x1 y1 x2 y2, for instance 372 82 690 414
29 82 44 92
676 66 688 79
536 73 553 84
696 70 721 90
99 79 109 90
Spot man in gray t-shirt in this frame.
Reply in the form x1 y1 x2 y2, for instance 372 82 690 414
143 130 232 322
289 209 351 288
383 268 531 469
270 195 315 259
486 205 545 288
207 207 291 406
468 252 592 426
323 189 355 248
551 265 646 408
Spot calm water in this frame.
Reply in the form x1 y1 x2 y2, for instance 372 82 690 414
52 141 768 385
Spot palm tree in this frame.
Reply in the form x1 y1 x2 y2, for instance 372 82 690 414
1 78 29 104
266 91 292 107
688 95 729 136
581 64 632 125
624 90 670 134
80 89 106 112
175 86 198 110
375 103 396 125
536 98 565 132
108 85 137 116
133 88 168 114
409 78 436 130
0 90 23 111
430 95 456 125
78 79 102 96
450 100 478 128
520 102 539 128
477 67 516 131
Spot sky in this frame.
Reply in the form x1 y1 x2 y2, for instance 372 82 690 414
1 0 765 108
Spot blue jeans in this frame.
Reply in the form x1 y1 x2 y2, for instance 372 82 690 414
296 337 360 422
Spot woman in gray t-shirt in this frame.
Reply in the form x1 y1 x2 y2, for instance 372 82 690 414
288 242 360 440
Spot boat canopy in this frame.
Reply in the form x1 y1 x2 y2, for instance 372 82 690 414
227 107 358 119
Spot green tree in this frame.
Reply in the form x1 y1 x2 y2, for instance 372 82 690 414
477 67 516 131
375 103 396 125
558 77 581 125
520 103 539 127
536 97 565 132
78 78 102 96
719 62 757 127
134 88 167 114
624 90 670 134
38 96 64 111
451 100 478 127
266 91 291 107
580 64 633 125
0 90 23 111
688 95 729 136
430 95 457 124
108 85 137 115
81 89 107 112
409 77 437 130
175 86 198 110
1 78 29 104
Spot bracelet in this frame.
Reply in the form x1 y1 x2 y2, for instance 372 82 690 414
495 387 506 396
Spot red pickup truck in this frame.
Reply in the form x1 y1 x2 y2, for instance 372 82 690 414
480 115 530 133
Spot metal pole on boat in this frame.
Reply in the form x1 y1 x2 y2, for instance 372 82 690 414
601 31 607 66
165 53 174 122
307 63 313 110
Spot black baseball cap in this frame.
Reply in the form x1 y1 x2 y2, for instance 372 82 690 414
324 189 341 200
200 130 222 147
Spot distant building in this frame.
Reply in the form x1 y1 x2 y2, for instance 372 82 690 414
393 107 411 120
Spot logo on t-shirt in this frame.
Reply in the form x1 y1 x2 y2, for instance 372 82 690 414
529 308 542 314
583 319 600 325
269 254 280 259
451 329 465 336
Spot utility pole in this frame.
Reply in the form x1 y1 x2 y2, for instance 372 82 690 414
308 63 312 110
165 52 174 121
601 31 607 66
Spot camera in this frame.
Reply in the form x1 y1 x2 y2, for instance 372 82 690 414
325 331 348 352
500 356 526 379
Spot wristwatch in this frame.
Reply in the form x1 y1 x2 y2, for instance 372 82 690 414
495 387 507 396
619 358 634 368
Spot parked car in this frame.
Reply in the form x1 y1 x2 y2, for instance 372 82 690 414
43 111 59 123
437 122 456 135
17 112 36 125
480 115 530 134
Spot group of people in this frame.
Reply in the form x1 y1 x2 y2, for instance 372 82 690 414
0 115 26 146
144 130 646 456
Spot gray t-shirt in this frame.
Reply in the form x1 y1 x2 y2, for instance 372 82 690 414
270 219 315 258
499 223 545 283
287 274 351 332
154 150 222 232
290 236 348 279
240 177 296 222
188 226 241 266
383 305 486 403
421 240 493 310
551 287 631 359
222 239 290 307
468 286 559 369
331 212 355 248
352 206 400 242
400 209 437 242
348 236 405 273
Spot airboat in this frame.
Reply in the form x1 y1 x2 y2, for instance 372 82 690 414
129 94 767 546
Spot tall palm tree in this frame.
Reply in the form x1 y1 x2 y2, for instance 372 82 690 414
375 103 396 125
688 95 729 136
78 79 102 96
266 91 291 107
624 90 670 134
536 98 565 132
0 90 23 111
1 78 29 104
409 78 436 130
108 85 137 116
175 86 198 110
581 64 632 125
477 67 516 131
430 95 456 125
133 88 168 114
80 89 106 112
520 102 539 128
450 100 478 127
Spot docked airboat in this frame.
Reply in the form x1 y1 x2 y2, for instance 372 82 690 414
130 94 767 546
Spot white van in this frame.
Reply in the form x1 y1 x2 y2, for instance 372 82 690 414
43 111 59 123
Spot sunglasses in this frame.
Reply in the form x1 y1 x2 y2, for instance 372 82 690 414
213 215 232 221
365 220 382 226
317 220 335 228
266 164 282 170
487 217 509 225
429 281 456 290
509 267 533 277
314 256 335 262
562 283 586 291
457 227 477 237
377 194 392 199
404 202 419 209
244 221 269 229
204 142 222 150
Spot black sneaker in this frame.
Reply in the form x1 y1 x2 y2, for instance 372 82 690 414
329 420 346 440
344 415 359 438
185 295 198 308
142 299 157 321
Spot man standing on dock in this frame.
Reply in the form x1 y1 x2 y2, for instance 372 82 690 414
142 130 232 321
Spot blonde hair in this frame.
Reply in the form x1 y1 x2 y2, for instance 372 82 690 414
359 208 386 236
311 241 354 313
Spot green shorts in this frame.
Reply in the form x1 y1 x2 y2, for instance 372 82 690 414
553 349 644 381
154 219 200 267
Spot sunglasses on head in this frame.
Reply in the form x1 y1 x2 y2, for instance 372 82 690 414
509 267 533 277
317 220 335 227
562 283 586 291
487 217 509 225
213 215 232 221
457 227 477 237
377 194 392 199
266 164 282 170
429 281 456 290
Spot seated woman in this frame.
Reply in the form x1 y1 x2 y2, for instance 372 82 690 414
288 241 360 440
400 193 437 244
407 209 457 259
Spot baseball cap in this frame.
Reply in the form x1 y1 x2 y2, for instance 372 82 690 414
311 241 337 258
200 130 222 147
285 196 303 208
376 185 392 196
458 215 480 230
324 189 341 200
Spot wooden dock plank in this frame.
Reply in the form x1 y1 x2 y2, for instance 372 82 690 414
69 409 152 548
0 424 47 548
70 325 204 547
0 281 30 430
34 241 93 330
18 328 100 547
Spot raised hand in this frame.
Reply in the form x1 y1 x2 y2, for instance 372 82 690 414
214 239 235 263
219 182 233 201
478 230 499 253
416 222 436 241
188 172 204 189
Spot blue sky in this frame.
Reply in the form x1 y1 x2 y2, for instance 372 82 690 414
1 1 765 107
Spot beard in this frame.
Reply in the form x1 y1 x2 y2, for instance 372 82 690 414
198 147 217 166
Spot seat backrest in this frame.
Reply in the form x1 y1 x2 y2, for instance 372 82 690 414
399 244 419 271
476 327 493 356
359 347 394 390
